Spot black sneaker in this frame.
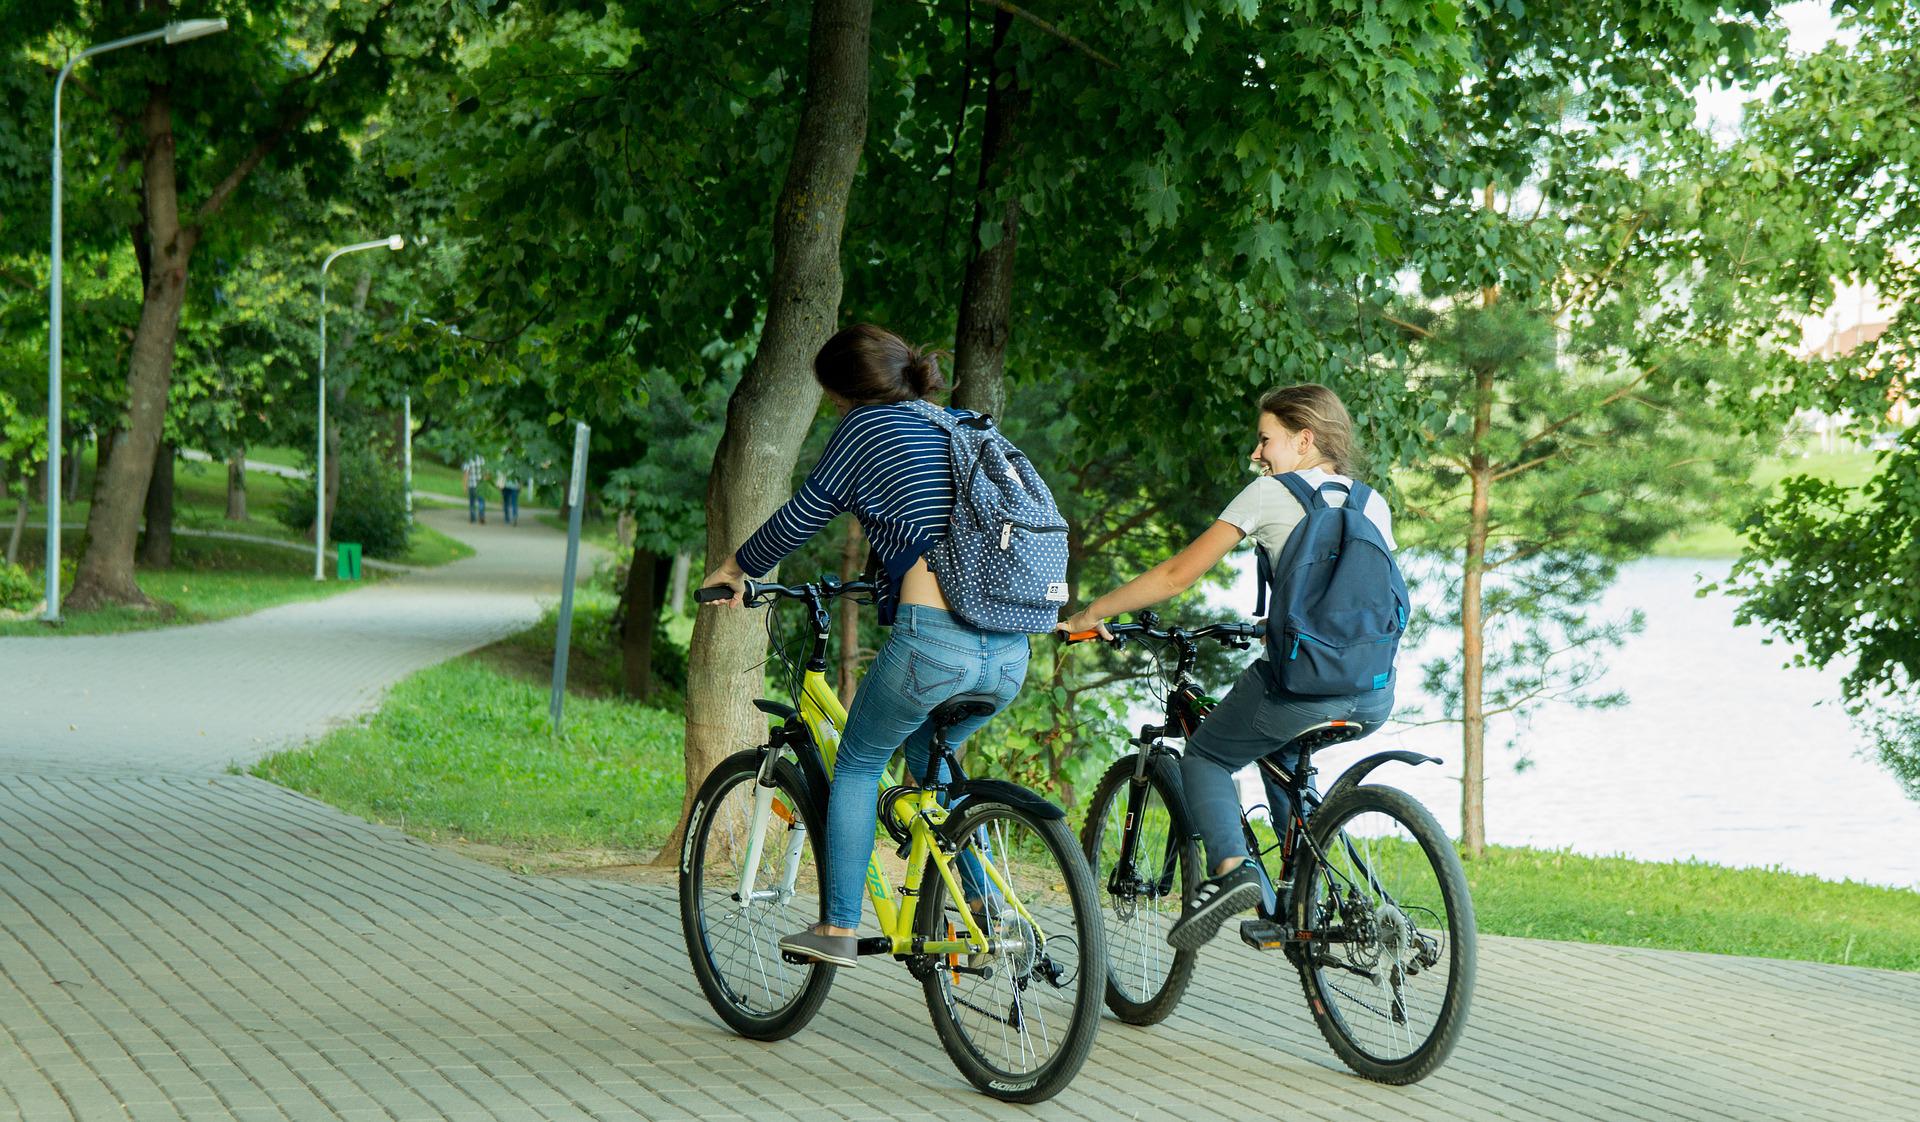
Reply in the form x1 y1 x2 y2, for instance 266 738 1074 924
1167 862 1264 951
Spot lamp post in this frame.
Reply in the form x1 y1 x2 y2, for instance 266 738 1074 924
315 236 404 580
45 17 227 623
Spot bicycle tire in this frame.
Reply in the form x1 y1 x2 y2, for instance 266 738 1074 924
1079 754 1201 1024
1289 783 1475 1084
917 797 1105 1103
679 748 835 1041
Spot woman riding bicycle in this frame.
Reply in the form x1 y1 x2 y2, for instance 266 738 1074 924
1059 383 1399 952
700 323 1029 968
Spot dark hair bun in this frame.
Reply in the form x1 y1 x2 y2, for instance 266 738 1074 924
815 324 947 405
905 347 948 398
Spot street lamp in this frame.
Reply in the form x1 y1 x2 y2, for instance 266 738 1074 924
315 236 405 580
45 16 228 623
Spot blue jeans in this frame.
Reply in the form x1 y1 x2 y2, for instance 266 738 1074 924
824 605 1030 929
501 487 519 524
467 486 485 522
1180 659 1394 870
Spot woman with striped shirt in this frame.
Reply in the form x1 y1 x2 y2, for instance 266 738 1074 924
700 323 1030 967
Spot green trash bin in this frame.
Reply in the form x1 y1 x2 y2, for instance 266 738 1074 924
336 542 363 581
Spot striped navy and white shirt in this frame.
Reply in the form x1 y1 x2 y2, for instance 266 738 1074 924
735 402 963 625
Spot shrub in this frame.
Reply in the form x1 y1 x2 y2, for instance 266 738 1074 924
277 444 412 560
0 560 38 612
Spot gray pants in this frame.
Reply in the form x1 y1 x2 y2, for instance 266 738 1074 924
1179 659 1394 869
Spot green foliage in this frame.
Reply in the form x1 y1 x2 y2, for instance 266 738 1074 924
1712 0 1920 800
275 443 413 560
0 559 36 612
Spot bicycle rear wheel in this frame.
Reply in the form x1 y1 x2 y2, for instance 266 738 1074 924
679 749 835 1041
1079 755 1200 1024
918 797 1105 1103
1290 783 1475 1084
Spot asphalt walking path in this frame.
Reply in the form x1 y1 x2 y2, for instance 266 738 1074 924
3 513 1917 1120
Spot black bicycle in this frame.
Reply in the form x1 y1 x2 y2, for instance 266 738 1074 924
1065 612 1475 1085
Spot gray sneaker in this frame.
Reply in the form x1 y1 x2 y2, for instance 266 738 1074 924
779 927 858 967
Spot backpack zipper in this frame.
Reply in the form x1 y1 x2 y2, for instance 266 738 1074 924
998 518 1069 549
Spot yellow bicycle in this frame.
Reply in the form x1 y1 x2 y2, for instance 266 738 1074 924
678 576 1106 1103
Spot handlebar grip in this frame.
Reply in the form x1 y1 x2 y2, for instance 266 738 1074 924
1057 629 1104 643
694 585 736 604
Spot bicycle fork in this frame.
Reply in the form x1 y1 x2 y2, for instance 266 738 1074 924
735 751 807 908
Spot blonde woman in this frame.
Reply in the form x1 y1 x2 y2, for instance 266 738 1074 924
1060 384 1399 951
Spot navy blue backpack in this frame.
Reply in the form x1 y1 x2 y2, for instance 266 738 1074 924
1254 474 1410 697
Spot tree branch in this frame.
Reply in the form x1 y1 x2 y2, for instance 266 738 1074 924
1084 503 1161 553
1489 446 1568 484
1511 365 1659 456
978 0 1117 69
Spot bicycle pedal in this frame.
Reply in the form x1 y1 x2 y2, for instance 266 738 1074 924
1239 918 1289 951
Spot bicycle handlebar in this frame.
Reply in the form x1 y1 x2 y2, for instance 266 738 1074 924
696 577 879 608
1057 615 1265 648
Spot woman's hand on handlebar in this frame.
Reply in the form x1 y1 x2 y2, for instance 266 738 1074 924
697 556 747 608
1056 608 1113 641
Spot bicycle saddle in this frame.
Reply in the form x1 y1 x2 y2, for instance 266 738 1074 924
1281 720 1368 754
929 694 1000 733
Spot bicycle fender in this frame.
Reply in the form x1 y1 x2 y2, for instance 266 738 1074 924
934 779 1065 847
1323 750 1442 806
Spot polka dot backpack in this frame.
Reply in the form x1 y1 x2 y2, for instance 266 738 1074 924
903 399 1071 634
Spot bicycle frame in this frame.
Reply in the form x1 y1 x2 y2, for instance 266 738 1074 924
730 580 1043 963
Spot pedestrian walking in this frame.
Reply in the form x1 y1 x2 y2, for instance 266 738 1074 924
463 454 487 524
498 469 520 525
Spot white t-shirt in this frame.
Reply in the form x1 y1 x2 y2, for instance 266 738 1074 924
1216 469 1397 572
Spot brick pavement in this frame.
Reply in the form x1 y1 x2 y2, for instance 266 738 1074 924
3 773 1917 1121
4 510 1917 1120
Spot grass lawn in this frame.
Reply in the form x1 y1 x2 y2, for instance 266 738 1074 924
1653 449 1880 559
2 529 389 637
253 595 686 868
1462 845 1920 972
263 614 1920 971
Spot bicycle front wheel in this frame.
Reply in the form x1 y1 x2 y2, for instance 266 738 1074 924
918 797 1105 1103
679 749 835 1041
1290 783 1475 1084
1080 755 1200 1024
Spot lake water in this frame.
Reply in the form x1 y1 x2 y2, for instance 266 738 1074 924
1196 554 1920 891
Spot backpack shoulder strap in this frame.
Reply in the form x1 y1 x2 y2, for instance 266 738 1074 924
901 397 962 435
1273 471 1324 511
1254 538 1272 618
1345 480 1375 515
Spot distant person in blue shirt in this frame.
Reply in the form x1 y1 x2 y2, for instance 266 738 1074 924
497 469 520 526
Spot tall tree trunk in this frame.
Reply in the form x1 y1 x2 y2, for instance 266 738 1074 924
1460 239 1499 859
666 550 691 617
69 87 195 612
621 546 662 699
6 491 27 568
65 437 83 502
838 519 865 706
950 9 1027 418
139 441 175 569
226 450 247 521
660 0 873 866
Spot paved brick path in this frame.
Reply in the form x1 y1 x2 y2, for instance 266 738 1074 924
4 513 1917 1120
